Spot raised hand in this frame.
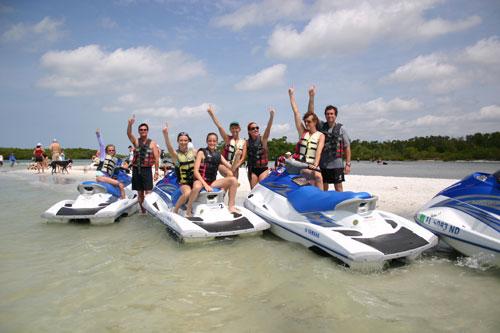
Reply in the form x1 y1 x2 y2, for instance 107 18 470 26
128 114 136 126
207 105 214 116
308 85 316 97
162 122 169 135
288 87 294 97
96 128 100 135
269 108 275 117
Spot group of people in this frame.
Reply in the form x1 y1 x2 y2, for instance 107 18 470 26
93 85 351 216
0 153 16 167
32 139 66 173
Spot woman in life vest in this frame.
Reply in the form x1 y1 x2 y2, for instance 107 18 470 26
289 87 325 189
207 105 246 179
247 108 275 189
162 123 196 214
185 133 239 217
95 129 126 199
33 143 45 173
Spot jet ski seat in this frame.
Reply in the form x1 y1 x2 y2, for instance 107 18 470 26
287 185 372 213
78 181 121 198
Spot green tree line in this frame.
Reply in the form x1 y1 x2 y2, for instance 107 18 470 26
2 132 498 162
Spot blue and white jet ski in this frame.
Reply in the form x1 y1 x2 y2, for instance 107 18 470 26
42 169 138 224
244 160 438 270
143 171 270 242
415 170 500 265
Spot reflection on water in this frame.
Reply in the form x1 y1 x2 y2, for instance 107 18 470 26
0 171 499 332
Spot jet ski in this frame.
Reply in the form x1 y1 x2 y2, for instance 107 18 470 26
244 160 438 270
143 171 270 242
415 170 500 265
42 169 138 224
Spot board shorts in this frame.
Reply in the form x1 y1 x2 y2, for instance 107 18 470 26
248 166 268 178
320 167 345 184
132 167 153 191
35 156 44 162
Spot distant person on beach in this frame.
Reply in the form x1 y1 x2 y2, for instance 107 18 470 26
185 132 239 217
246 108 275 189
162 123 196 214
95 129 126 199
207 105 246 179
127 115 160 213
289 87 324 189
59 150 65 161
33 143 45 173
126 145 134 164
49 139 62 172
307 86 351 192
9 153 16 167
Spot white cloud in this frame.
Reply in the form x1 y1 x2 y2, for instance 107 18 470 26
38 44 206 96
462 36 500 65
235 64 286 91
343 97 421 115
101 17 118 29
386 54 456 82
2 16 65 43
212 0 305 31
272 123 292 137
478 105 500 120
134 102 210 118
266 1 481 59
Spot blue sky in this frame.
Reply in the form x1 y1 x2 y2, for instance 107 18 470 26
1 0 499 152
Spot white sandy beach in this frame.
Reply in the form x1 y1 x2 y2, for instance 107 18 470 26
17 165 457 219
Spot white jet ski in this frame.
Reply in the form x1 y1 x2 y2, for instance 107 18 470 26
415 170 500 265
143 171 269 242
42 169 138 224
244 160 438 270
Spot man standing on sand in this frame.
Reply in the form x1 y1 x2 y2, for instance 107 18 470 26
308 86 351 192
127 115 160 213
50 139 62 172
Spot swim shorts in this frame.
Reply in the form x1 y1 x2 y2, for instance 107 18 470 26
132 167 153 191
320 167 345 184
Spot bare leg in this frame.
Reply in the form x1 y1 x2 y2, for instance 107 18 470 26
96 176 126 199
258 169 269 183
247 169 260 189
185 181 203 217
174 184 191 213
138 191 145 213
211 177 239 213
323 183 330 191
334 183 343 192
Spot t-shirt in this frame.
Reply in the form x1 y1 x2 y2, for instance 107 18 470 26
318 120 350 169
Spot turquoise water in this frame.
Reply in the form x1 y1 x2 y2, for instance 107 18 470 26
0 166 499 332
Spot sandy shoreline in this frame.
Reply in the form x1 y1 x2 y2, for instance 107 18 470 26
7 165 457 219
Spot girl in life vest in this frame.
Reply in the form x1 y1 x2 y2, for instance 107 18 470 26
289 87 325 189
185 132 239 217
162 123 197 214
207 105 247 179
95 129 126 199
247 108 275 189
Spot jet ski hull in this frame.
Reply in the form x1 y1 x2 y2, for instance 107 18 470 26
244 168 437 270
144 173 269 242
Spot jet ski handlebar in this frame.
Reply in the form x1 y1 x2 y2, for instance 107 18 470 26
285 158 320 173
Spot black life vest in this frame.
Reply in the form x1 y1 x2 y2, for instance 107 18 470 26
320 122 343 160
199 148 221 183
247 135 268 168
132 138 154 167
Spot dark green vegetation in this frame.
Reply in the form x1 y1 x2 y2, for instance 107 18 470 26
266 132 500 161
2 132 498 162
0 147 97 160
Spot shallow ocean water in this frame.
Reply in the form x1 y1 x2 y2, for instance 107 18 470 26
0 166 499 332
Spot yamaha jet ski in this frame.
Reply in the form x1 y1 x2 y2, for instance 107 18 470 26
143 171 269 242
415 170 500 265
244 160 438 270
42 169 138 224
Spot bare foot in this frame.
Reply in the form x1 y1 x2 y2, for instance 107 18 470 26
229 207 240 214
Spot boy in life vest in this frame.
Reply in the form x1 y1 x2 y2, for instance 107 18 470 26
307 86 351 192
289 87 325 189
207 105 246 179
95 129 126 199
127 115 160 213
162 123 196 214
185 132 239 217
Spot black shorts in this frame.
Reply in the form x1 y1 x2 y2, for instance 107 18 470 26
132 167 153 191
248 166 268 178
320 167 345 184
35 156 43 162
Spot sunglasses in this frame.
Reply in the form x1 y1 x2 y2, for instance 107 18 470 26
249 126 259 131
139 128 148 132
